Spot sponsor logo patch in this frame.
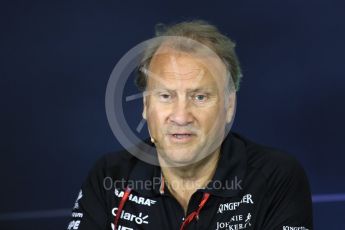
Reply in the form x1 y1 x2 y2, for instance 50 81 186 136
115 188 157 206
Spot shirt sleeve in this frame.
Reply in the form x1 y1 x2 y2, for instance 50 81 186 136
261 156 313 230
67 157 109 230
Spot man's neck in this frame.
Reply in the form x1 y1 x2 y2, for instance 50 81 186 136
159 149 221 214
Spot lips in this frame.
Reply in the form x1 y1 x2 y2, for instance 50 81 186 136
171 133 193 139
167 132 196 143
169 131 195 136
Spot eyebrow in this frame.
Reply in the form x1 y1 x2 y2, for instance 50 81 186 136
151 86 216 93
186 88 216 93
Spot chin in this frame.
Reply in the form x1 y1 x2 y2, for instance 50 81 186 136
160 147 206 166
158 149 194 166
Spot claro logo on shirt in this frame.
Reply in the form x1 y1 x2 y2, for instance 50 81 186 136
114 188 157 206
111 207 149 225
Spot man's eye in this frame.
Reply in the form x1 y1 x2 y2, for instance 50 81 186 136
159 93 171 101
194 94 208 102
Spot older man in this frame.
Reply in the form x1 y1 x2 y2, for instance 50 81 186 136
68 20 313 230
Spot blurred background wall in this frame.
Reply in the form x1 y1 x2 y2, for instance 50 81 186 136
1 0 344 229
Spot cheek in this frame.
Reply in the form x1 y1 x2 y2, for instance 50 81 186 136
147 106 166 127
195 106 226 129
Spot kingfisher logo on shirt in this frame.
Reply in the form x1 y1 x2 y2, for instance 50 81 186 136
218 194 254 213
114 188 157 206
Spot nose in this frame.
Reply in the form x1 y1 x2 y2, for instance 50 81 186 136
168 97 194 126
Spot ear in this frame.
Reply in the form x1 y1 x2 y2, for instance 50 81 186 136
142 92 147 120
225 93 236 123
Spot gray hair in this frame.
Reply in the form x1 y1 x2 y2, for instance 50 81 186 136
135 20 243 92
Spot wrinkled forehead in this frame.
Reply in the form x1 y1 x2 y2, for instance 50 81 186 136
147 44 228 85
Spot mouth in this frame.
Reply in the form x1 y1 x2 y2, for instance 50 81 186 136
172 134 192 138
167 132 196 143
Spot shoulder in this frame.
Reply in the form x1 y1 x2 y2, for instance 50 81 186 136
233 132 308 184
85 150 138 183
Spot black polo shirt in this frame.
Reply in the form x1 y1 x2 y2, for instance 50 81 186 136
67 132 313 230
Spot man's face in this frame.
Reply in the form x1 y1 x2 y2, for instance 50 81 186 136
142 46 235 166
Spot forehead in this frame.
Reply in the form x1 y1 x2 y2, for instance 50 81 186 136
147 46 227 88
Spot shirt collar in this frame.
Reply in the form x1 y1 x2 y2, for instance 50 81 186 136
127 132 247 198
